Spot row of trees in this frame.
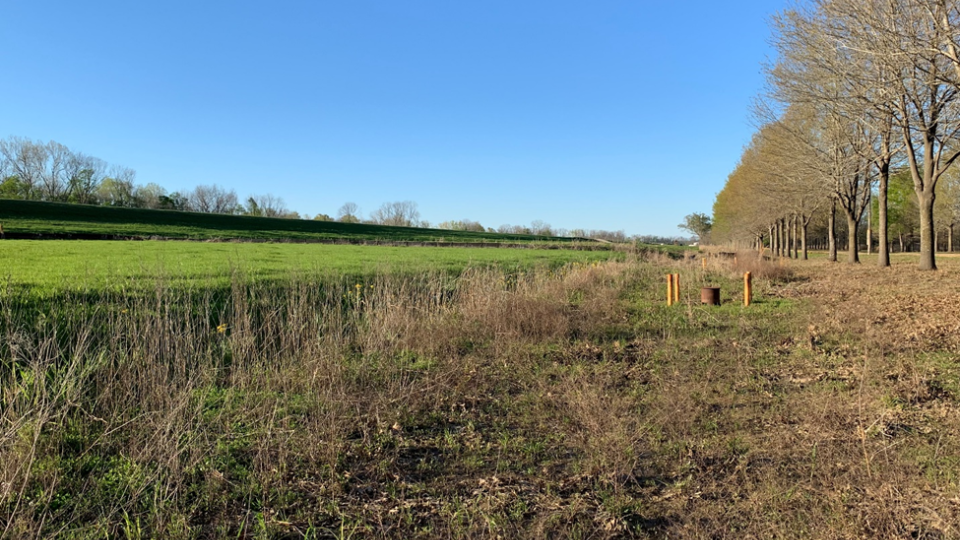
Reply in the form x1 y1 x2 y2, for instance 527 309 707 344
334 203 634 241
712 0 960 270
0 137 137 205
0 136 640 240
0 137 301 218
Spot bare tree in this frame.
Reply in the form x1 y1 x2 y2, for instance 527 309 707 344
38 141 71 201
529 220 554 236
0 137 45 200
65 153 107 204
370 201 420 227
246 194 288 217
337 202 361 223
812 0 960 270
189 184 238 214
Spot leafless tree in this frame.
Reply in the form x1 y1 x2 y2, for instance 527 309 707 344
0 137 45 199
189 184 238 214
65 153 107 204
804 0 960 270
37 141 71 201
370 201 420 227
530 220 554 236
337 202 361 223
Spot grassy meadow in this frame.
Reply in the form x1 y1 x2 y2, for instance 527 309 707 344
0 240 624 293
3 243 960 538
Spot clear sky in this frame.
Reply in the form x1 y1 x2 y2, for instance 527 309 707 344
1 1 786 237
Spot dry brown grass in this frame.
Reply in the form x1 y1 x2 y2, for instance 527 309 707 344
4 252 960 538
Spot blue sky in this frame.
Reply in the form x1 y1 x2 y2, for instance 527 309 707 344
2 1 786 236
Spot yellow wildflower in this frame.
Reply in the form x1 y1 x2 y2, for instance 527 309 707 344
216 323 228 334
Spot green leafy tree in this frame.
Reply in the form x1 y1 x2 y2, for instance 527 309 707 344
0 176 25 199
872 171 919 252
679 213 712 242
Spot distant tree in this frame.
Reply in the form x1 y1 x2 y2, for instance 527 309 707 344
244 194 287 217
438 219 485 232
938 167 960 251
245 197 261 216
0 137 45 199
189 184 238 214
886 171 920 252
371 201 420 227
37 141 70 201
584 229 627 242
498 224 530 235
337 202 361 223
97 177 135 207
313 213 334 221
679 213 712 242
158 192 189 211
133 183 168 209
0 176 24 199
65 154 107 204
529 220 553 236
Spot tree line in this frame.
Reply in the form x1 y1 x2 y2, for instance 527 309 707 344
0 136 647 241
712 0 960 270
0 136 302 218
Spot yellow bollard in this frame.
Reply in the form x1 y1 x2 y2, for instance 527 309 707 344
673 273 680 304
666 274 674 306
744 272 752 307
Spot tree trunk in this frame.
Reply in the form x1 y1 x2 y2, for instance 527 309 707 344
828 199 837 262
845 213 860 263
918 191 936 270
791 216 798 258
801 218 808 260
776 220 782 257
877 164 890 267
770 224 775 257
950 225 954 253
775 220 781 257
866 190 872 255
781 218 788 258
786 217 792 258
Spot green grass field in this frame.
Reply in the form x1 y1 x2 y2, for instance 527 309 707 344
0 240 624 292
0 200 576 243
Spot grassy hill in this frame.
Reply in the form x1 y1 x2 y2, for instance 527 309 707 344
0 200 580 244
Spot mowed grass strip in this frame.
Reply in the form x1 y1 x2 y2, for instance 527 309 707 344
0 240 624 291
0 200 575 243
